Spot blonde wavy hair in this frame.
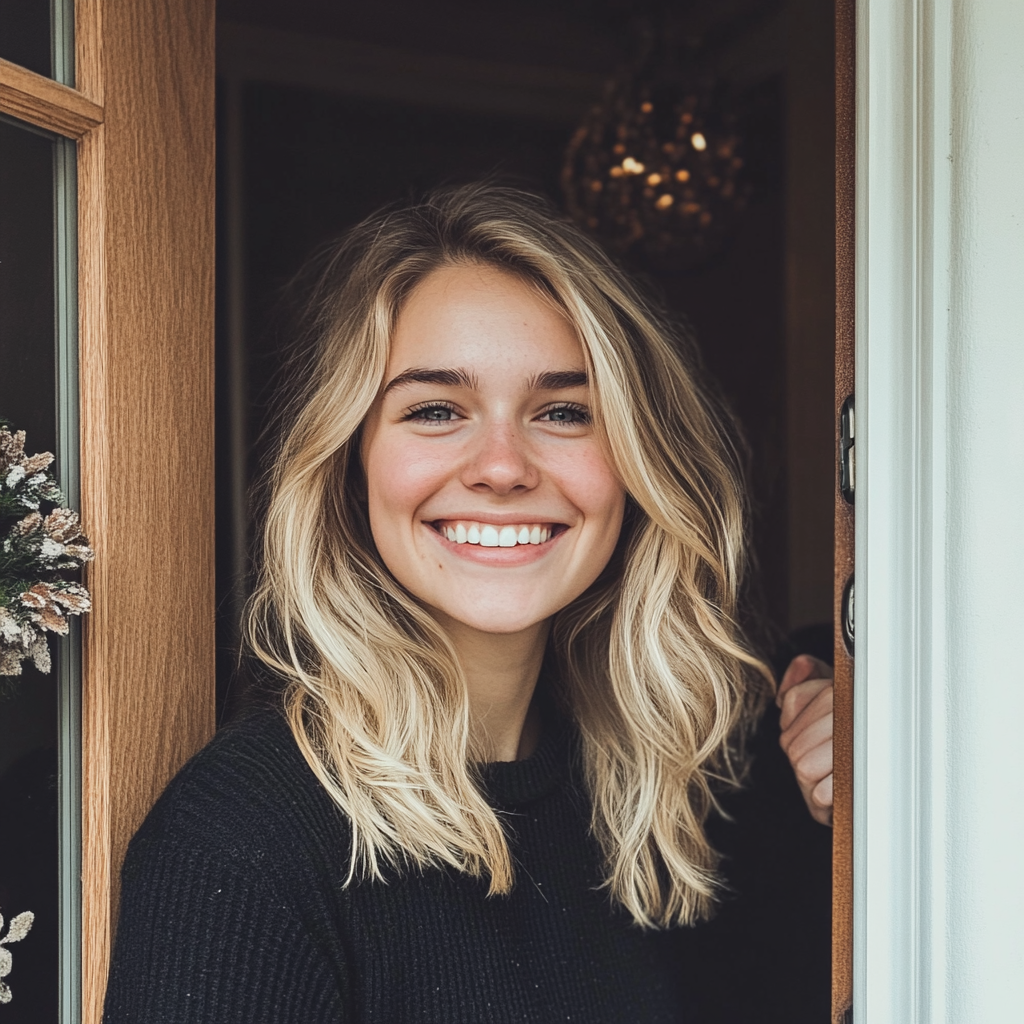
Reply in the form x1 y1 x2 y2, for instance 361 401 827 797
246 183 773 928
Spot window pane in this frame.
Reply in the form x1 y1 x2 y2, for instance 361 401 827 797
0 1 74 85
0 0 51 78
0 115 61 1024
0 119 56 451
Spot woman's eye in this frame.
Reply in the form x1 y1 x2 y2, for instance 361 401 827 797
405 403 459 423
539 404 590 425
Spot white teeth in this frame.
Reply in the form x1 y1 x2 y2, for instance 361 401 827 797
439 521 556 547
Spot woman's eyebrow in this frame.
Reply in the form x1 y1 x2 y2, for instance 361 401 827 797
383 367 588 395
383 367 478 394
528 369 589 391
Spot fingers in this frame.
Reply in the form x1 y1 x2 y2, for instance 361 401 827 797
778 679 835 827
812 773 833 810
778 675 832 731
809 773 834 826
776 653 833 706
786 730 833 827
776 655 835 827
779 685 833 758
787 733 832 791
776 655 814 700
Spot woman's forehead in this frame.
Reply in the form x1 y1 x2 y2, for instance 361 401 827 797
387 263 584 376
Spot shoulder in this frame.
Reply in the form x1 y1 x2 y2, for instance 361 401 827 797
106 708 352 1021
125 706 349 880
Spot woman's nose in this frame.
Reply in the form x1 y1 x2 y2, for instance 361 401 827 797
460 421 539 495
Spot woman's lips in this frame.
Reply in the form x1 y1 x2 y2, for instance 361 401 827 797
425 519 567 563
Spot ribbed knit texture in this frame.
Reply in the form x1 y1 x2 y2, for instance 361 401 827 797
102 707 702 1023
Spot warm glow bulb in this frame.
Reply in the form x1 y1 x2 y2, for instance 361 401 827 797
690 132 707 151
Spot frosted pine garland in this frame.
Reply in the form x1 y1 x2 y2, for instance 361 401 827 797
0 423 94 676
0 911 34 1003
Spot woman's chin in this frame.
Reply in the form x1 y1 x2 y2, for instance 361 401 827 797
427 601 553 639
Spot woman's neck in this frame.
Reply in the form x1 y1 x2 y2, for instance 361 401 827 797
432 613 549 762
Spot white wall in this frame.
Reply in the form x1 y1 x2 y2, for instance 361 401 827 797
856 1 1024 1020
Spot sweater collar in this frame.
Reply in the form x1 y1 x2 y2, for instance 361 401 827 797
476 716 573 807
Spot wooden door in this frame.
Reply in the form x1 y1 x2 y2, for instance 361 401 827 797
0 2 216 1020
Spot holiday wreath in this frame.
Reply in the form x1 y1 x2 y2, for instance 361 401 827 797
0 422 94 676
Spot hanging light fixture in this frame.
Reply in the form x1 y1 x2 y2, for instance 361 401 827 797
563 39 749 269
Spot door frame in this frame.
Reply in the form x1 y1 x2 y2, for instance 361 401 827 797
851 0 1024 1021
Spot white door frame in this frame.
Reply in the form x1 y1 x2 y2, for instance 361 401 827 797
855 1 1024 1020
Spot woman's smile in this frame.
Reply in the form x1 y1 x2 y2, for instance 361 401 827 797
426 517 568 565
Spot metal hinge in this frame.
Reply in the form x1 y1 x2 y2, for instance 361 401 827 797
841 575 855 657
839 394 855 504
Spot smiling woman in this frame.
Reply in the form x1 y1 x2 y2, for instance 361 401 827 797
102 183 833 1023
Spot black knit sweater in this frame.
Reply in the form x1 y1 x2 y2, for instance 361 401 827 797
102 707 706 1023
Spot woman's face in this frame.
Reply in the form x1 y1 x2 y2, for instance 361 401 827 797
360 263 626 637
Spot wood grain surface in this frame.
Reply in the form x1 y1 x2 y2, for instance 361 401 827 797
75 0 103 106
75 2 217 1021
0 57 103 137
832 0 856 1019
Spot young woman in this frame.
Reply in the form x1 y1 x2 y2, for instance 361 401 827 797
103 184 833 1023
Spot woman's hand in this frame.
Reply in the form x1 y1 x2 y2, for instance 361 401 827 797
777 654 834 826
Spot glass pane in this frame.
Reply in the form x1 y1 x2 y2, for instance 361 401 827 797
0 1 74 85
0 115 74 1024
0 1 51 79
0 120 55 451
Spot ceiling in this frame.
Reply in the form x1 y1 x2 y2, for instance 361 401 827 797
217 0 787 123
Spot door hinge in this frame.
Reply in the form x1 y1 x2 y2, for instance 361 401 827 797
839 394 855 504
841 574 855 657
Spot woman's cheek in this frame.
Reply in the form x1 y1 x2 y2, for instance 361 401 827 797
550 443 624 519
372 435 452 510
